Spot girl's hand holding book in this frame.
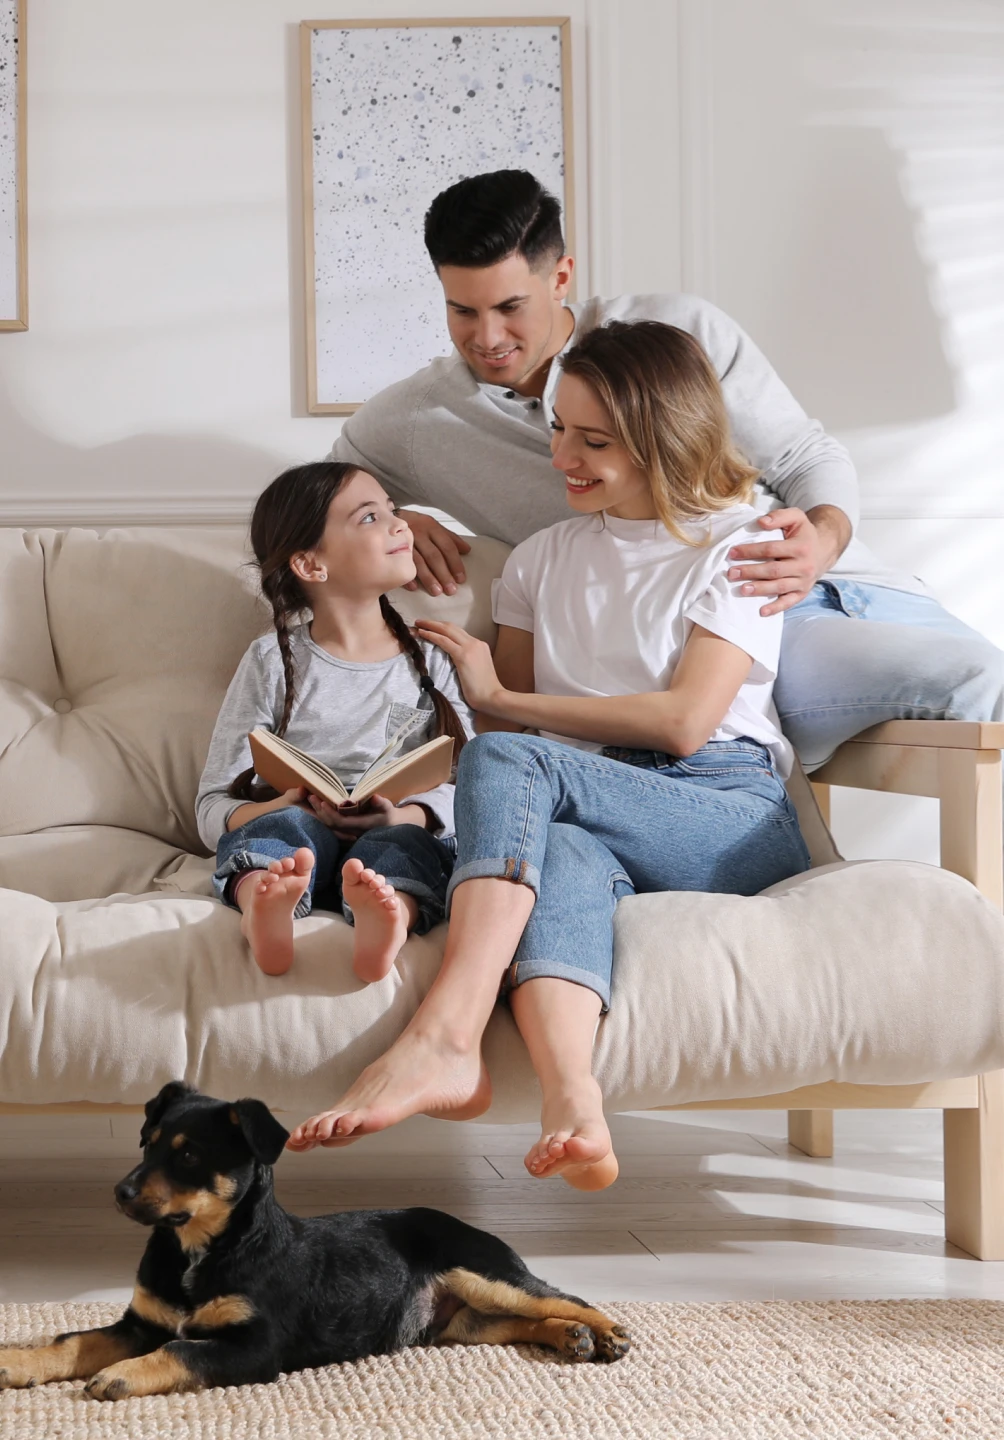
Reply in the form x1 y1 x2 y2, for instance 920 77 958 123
305 793 428 836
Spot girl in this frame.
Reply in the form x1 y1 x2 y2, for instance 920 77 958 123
196 461 474 980
287 322 811 1187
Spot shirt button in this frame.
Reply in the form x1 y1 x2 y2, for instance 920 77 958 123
504 390 515 399
53 698 72 714
530 400 540 408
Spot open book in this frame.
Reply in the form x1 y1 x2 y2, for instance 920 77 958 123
247 725 454 810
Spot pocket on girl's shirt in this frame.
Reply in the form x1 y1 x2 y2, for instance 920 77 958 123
385 702 433 744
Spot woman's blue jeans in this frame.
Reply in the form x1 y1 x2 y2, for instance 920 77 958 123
446 732 810 1010
214 807 455 934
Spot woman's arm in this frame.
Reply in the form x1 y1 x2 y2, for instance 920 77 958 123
475 625 535 733
415 619 753 757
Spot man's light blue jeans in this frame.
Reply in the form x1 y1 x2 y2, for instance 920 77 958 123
447 732 810 1010
778 580 1004 770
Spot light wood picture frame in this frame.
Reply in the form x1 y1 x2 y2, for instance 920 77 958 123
0 0 25 332
301 16 574 414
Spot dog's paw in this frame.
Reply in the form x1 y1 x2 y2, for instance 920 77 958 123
593 1323 631 1363
84 1368 130 1402
0 1349 41 1389
558 1322 596 1362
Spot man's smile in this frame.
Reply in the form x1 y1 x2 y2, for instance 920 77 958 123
473 346 519 368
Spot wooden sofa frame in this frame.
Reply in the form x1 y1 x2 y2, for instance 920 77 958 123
4 719 1003 1257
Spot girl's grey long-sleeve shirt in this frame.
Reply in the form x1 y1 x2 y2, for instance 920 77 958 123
330 291 924 594
196 626 475 850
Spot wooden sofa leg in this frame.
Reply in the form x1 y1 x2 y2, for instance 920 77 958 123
944 1071 1004 1260
787 1109 834 1157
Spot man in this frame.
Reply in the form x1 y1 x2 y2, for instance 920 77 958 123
331 170 1003 768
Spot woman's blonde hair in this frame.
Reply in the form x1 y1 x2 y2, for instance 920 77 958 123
559 320 759 544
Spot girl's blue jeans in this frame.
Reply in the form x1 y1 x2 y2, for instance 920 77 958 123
446 732 811 1011
214 808 455 934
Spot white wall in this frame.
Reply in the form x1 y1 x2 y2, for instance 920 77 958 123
0 0 591 520
2 0 1002 862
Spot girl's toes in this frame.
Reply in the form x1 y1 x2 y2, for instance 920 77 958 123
292 847 314 876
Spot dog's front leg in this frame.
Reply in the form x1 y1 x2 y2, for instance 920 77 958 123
0 1313 168 1389
85 1332 272 1401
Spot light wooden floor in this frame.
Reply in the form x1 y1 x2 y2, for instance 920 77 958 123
3 1108 1004 1304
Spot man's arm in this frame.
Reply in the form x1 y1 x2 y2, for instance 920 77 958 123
727 503 852 618
688 298 857 612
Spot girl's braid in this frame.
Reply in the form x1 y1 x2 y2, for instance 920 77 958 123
227 569 304 801
379 595 469 757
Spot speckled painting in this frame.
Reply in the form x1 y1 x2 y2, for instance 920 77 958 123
303 19 572 412
0 0 24 328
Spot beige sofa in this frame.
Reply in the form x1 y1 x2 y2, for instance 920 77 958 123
2 526 1003 1257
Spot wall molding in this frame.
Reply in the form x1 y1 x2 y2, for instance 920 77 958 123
0 494 252 528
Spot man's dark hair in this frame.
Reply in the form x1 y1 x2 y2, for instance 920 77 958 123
424 170 565 272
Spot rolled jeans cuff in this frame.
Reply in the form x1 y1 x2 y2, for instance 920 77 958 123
213 848 313 919
343 876 447 937
445 856 542 916
501 957 612 1013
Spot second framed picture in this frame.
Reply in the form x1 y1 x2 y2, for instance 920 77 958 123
0 0 26 331
301 16 574 414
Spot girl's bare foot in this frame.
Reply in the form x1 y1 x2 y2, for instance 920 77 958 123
524 1079 619 1191
237 848 314 976
285 1026 492 1151
342 858 417 983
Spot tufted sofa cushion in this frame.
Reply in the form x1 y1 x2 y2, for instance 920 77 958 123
0 860 1001 1116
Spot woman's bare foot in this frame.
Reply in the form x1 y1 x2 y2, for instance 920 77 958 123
285 1026 492 1151
236 848 314 976
342 858 418 983
524 1079 619 1191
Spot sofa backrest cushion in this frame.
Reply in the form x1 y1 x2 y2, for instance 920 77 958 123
0 527 508 855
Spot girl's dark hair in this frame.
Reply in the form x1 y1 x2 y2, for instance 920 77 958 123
424 169 565 272
228 461 468 802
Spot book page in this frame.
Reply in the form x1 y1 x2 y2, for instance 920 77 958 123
354 711 432 791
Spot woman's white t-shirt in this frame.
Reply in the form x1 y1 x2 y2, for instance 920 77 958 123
491 505 794 777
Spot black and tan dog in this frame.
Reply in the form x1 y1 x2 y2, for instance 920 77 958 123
0 1082 630 1400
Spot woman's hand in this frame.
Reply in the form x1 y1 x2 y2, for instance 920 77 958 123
306 793 428 837
413 618 506 712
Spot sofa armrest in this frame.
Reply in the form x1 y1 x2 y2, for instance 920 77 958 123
839 720 1004 751
812 720 1003 907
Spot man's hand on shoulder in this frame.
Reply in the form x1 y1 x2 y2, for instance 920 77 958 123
401 510 472 597
726 504 852 617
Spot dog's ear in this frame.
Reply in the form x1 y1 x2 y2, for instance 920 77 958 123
231 1098 290 1165
140 1080 196 1148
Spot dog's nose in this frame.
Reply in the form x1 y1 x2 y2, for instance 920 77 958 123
115 1179 139 1207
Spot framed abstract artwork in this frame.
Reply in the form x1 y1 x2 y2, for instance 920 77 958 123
0 0 25 331
301 17 574 413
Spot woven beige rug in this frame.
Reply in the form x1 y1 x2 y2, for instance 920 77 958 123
1 1299 1002 1439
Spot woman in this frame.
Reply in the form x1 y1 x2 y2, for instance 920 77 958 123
288 321 810 1189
